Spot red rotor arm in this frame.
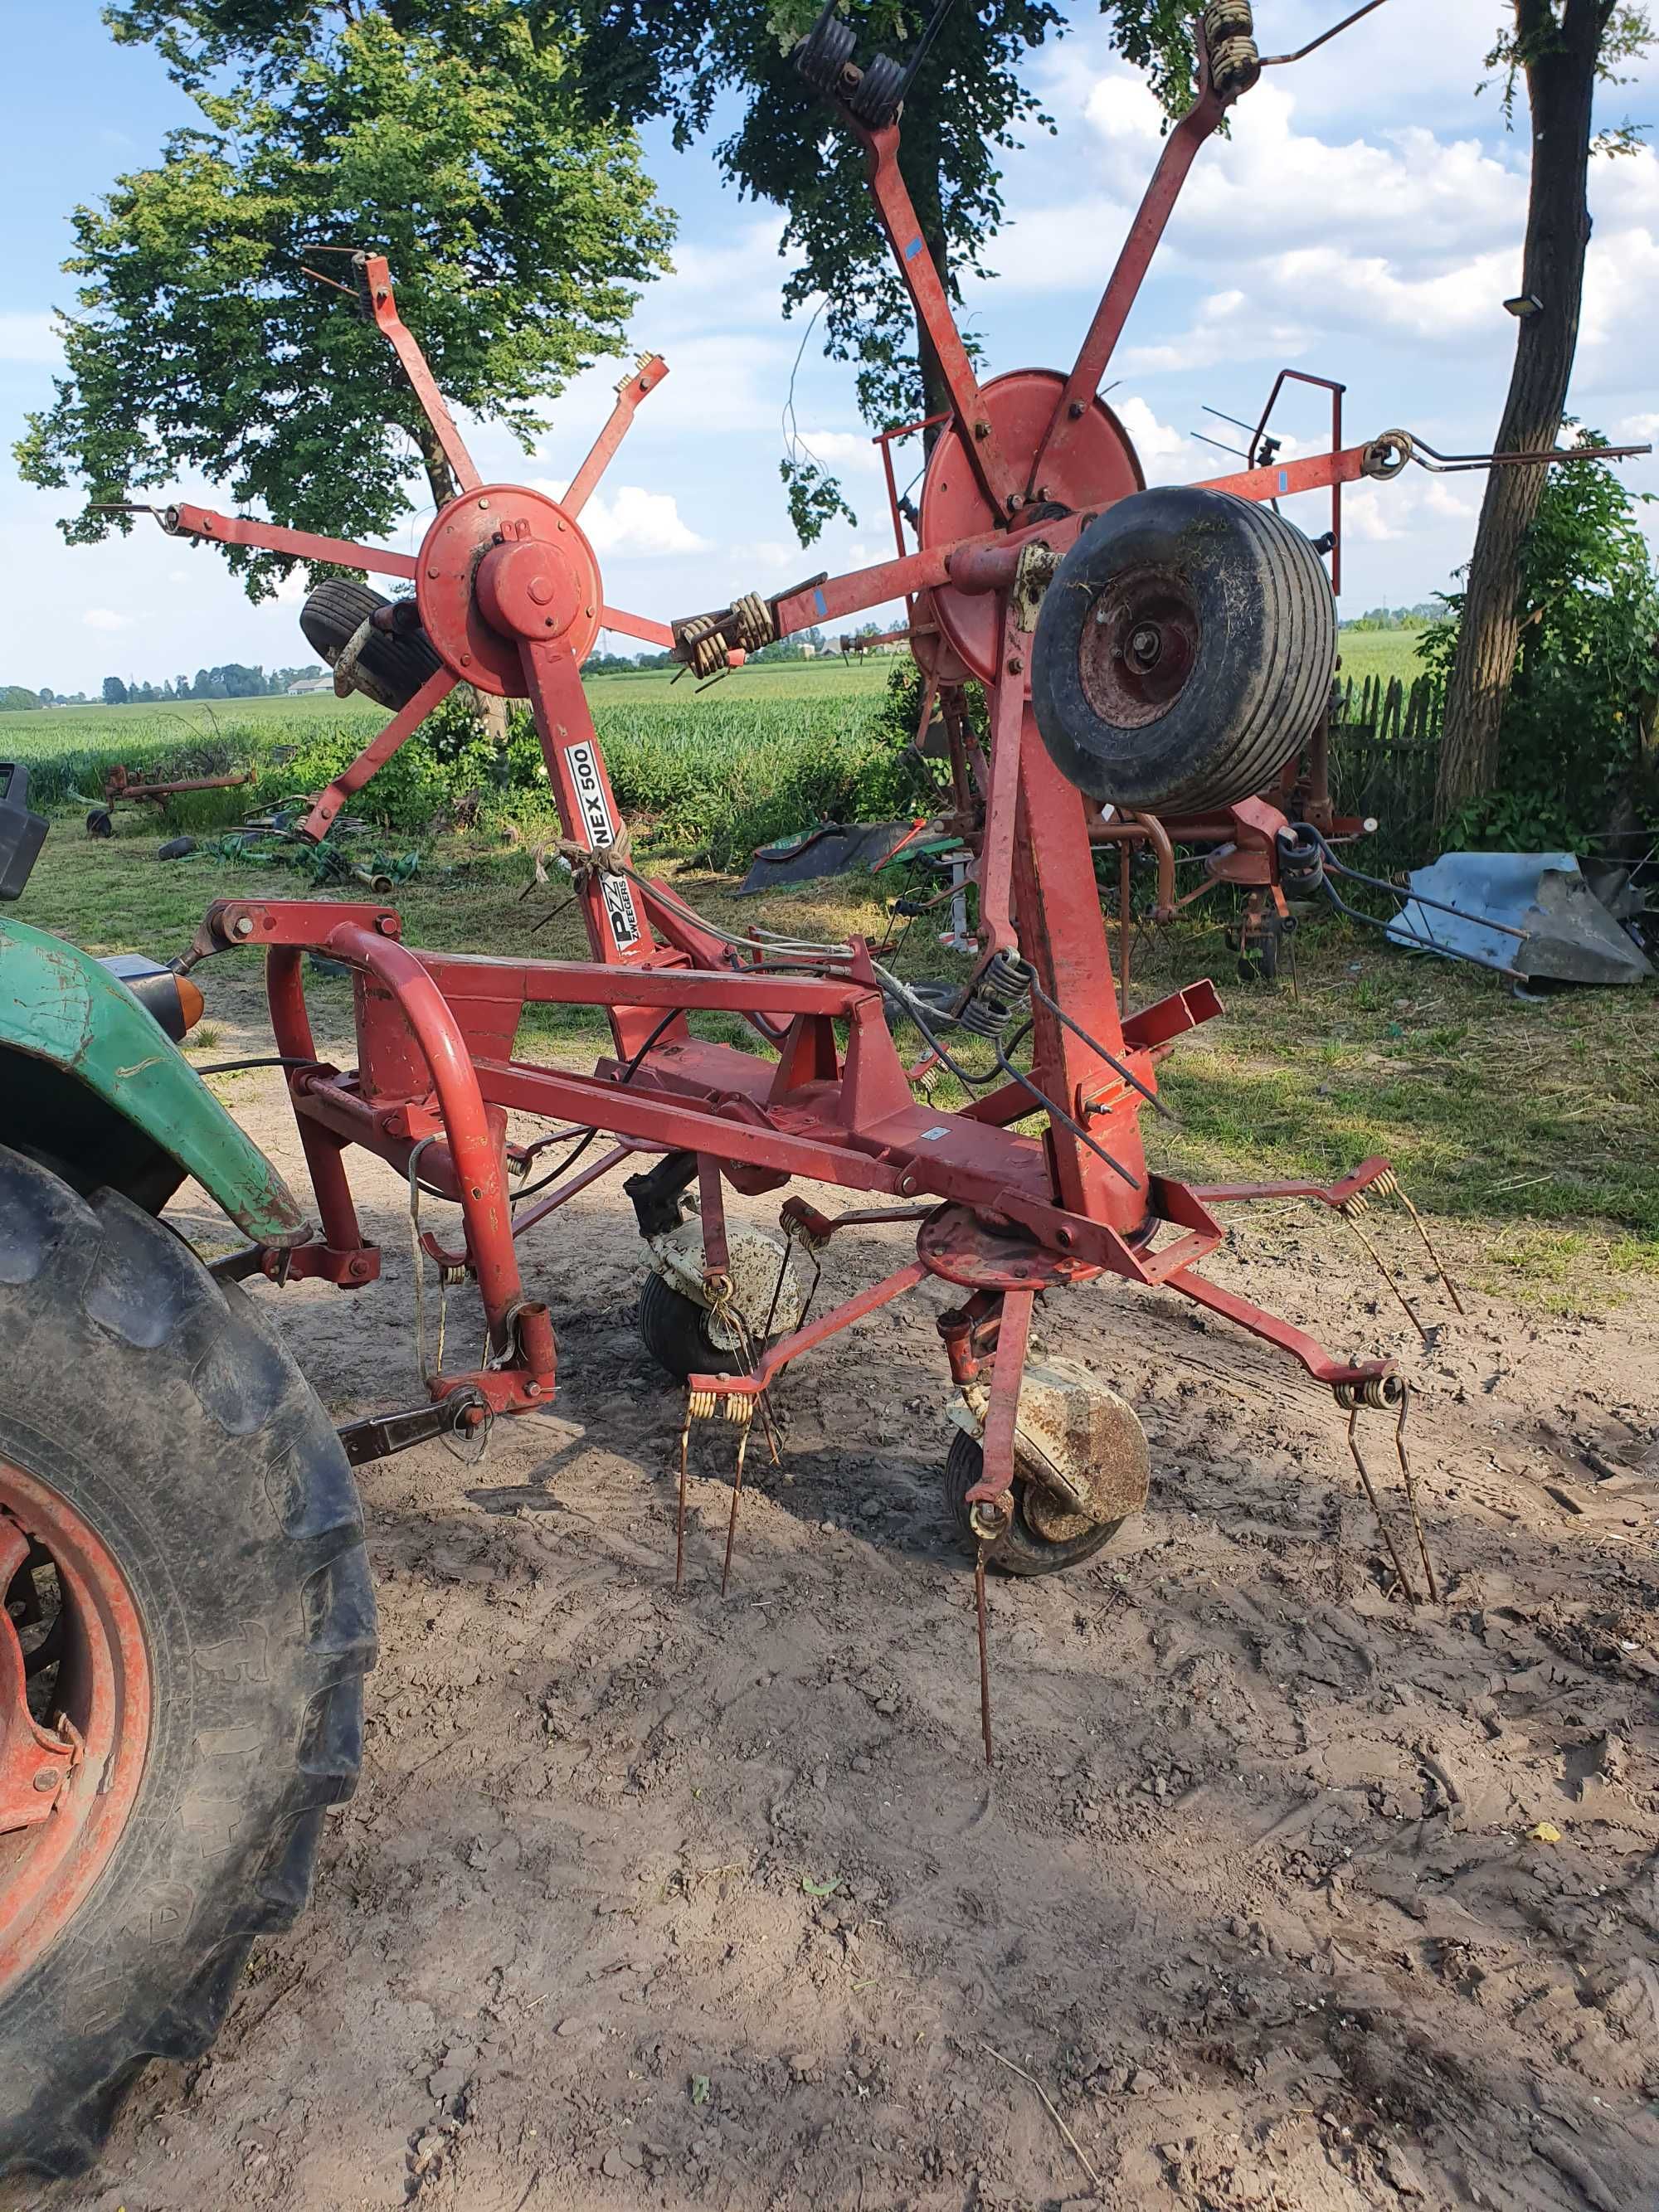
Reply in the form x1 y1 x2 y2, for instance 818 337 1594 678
563 355 669 518
355 251 482 497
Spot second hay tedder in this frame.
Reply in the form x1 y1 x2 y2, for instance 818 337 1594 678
106 2 1620 1724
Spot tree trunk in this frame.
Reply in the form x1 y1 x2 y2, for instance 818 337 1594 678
1433 0 1605 828
416 420 510 747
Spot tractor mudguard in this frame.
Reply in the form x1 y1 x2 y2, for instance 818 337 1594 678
0 915 309 1247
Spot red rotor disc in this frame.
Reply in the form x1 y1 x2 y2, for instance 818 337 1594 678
918 369 1145 683
416 484 602 698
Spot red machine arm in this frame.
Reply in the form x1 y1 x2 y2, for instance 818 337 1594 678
563 356 669 518
165 503 417 581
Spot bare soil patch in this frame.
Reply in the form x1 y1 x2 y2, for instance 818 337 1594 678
12 990 1659 2212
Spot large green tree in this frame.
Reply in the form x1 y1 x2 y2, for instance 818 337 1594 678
103 2 1201 542
18 3 673 595
1434 2 1653 825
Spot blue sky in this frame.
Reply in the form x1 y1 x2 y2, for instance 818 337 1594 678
2 0 1657 696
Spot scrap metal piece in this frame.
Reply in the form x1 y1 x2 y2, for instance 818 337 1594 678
1389 852 1654 985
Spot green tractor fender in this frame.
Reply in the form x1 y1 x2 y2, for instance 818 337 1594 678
0 914 309 1247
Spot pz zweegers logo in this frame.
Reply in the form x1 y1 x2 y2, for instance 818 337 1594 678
562 741 640 954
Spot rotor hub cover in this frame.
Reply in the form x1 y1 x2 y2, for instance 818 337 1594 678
416 484 602 698
918 369 1144 683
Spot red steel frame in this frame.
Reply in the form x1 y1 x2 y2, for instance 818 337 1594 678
158 18 1413 1529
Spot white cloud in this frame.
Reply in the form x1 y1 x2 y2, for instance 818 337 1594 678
534 480 710 557
0 314 61 365
82 607 134 632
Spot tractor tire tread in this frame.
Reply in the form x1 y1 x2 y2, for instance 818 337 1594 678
0 1143 373 2185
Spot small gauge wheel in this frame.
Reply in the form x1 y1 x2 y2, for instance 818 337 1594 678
943 1431 1123 1577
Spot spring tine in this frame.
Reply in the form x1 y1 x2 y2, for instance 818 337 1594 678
1394 1389 1439 1603
1346 1407 1418 1606
1391 1181 1466 1317
975 1545 995 1765
1340 1205 1430 1344
676 1395 693 1588
721 1422 752 1597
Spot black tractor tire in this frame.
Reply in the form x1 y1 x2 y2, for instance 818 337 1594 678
0 1145 374 2183
638 1268 746 1384
1031 485 1336 818
944 1430 1123 1578
299 577 442 712
85 810 114 840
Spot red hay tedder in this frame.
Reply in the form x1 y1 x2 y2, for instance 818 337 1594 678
115 0 1618 1633
10 2 1654 2177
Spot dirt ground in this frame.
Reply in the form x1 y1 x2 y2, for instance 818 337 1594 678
17 978 1659 2212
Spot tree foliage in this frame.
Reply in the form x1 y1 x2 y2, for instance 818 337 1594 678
1422 435 1659 849
87 2 1208 547
19 4 673 596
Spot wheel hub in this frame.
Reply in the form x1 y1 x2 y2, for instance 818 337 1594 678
0 1464 150 1998
1080 566 1200 728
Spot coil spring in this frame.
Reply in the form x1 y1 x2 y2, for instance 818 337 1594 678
1203 0 1261 99
675 612 728 681
1339 1169 1400 1221
847 49 907 128
793 6 856 97
958 950 1034 1041
686 1389 755 1427
1335 1373 1404 1411
730 591 776 654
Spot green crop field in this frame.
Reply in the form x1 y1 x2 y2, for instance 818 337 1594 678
0 652 919 868
1334 627 1435 686
0 631 1429 866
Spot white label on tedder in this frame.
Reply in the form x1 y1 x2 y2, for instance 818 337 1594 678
562 741 641 954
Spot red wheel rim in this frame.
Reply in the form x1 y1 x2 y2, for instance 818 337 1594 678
0 1459 151 1997
1077 564 1202 729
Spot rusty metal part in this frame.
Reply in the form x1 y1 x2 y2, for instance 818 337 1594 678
0 1470 151 1999
1338 1190 1430 1344
1345 1403 1422 1607
675 1387 756 1591
101 761 255 811
1259 0 1391 67
1409 435 1651 474
950 1359 1151 1526
1394 1390 1438 1603
975 1545 994 1765
336 1388 489 1468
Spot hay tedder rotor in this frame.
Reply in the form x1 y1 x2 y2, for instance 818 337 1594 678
0 1 1645 2179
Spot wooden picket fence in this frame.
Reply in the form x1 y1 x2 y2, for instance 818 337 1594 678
1328 672 1446 868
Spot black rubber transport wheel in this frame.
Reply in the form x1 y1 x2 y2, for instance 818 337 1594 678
638 1269 747 1384
0 1145 374 2184
1031 485 1336 817
944 1430 1123 1578
299 577 442 712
